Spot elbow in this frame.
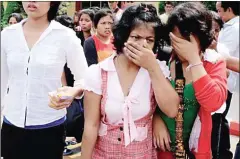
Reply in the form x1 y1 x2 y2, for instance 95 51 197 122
166 109 178 118
163 95 179 118
83 125 99 141
204 95 226 112
168 96 179 118
198 89 227 112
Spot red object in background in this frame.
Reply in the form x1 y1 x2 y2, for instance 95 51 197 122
230 121 240 136
76 2 81 11
157 151 175 159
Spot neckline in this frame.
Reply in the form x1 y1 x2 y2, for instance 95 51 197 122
20 20 52 51
113 56 142 98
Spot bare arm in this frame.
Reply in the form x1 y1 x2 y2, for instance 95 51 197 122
81 90 101 159
148 64 179 118
226 56 239 73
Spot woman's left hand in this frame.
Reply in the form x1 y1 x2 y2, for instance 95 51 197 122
48 86 80 110
124 41 158 71
170 32 201 64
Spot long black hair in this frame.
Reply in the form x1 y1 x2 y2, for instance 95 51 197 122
48 2 61 21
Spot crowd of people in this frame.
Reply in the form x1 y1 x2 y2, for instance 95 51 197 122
1 1 239 159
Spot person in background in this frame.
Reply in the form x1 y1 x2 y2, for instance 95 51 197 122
217 2 240 159
207 10 233 159
154 2 227 159
1 2 88 159
216 1 239 111
89 6 101 14
84 9 114 66
157 2 175 65
73 11 79 31
108 1 123 23
120 1 135 10
76 9 94 47
209 11 224 50
159 1 174 25
8 13 23 25
81 3 179 158
216 3 239 158
55 14 74 29
225 56 239 73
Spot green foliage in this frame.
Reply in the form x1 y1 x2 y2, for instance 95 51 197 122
1 2 4 30
158 1 180 14
1 2 4 20
158 1 217 15
57 2 70 16
158 1 165 14
202 1 217 11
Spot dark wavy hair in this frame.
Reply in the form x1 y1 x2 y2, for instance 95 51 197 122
55 15 74 29
113 3 164 54
210 11 223 29
8 13 23 23
78 9 95 22
93 9 113 28
167 2 213 52
89 6 101 14
48 2 61 21
221 1 240 16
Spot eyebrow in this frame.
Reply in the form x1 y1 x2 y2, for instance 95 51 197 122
130 33 155 38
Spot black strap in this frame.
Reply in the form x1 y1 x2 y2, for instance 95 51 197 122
175 57 184 79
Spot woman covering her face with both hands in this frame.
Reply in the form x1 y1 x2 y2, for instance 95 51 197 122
81 3 179 159
154 2 227 159
1 2 88 159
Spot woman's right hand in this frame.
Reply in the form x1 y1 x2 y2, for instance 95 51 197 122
153 113 171 152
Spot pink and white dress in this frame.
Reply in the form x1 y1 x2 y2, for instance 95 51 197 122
84 55 170 159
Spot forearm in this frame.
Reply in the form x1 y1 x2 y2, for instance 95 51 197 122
193 60 227 112
81 126 99 159
189 58 208 82
72 86 84 99
148 64 179 118
226 56 239 73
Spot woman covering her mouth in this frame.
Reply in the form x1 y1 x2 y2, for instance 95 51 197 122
81 3 179 159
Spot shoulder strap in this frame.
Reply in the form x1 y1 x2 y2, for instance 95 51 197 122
174 57 195 159
174 57 186 159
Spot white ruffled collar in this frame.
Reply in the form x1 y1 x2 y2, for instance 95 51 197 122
99 53 170 79
203 49 222 64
